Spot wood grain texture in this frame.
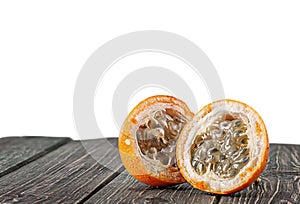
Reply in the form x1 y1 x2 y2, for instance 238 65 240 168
85 143 300 204
0 138 299 204
218 174 300 204
0 136 71 178
265 144 300 174
85 171 217 204
0 138 123 204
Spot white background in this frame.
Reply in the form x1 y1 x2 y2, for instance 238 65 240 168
0 1 299 144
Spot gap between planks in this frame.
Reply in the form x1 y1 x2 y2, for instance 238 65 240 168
78 166 125 204
0 137 71 178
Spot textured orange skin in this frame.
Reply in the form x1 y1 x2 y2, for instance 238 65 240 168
119 95 194 186
177 99 269 194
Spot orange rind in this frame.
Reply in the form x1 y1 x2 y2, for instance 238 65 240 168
119 95 194 186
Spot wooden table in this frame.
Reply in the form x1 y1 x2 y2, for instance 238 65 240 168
0 137 299 204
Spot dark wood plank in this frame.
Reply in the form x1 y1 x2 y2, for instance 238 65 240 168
0 136 71 177
0 137 299 204
265 144 300 174
85 170 217 204
85 143 300 204
218 174 300 204
0 138 123 204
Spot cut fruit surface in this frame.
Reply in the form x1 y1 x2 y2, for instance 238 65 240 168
119 95 194 186
176 99 269 194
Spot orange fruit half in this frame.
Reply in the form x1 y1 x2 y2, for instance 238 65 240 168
119 95 194 186
176 99 269 194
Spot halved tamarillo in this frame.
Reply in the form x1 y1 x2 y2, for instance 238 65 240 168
176 99 269 194
119 95 194 186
